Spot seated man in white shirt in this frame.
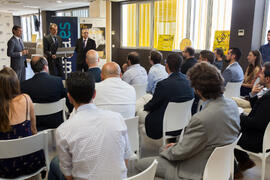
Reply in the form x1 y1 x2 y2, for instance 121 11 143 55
122 52 148 85
94 62 136 118
48 72 131 180
147 50 168 94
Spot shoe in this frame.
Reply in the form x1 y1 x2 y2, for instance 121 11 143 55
234 171 243 179
238 159 256 171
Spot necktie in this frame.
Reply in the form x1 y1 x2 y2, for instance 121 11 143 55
19 39 24 49
83 39 86 49
54 36 58 47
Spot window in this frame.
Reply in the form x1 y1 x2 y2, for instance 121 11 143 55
21 14 42 42
262 0 270 44
56 8 89 18
121 0 233 51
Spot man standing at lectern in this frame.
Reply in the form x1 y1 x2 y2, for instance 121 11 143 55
75 28 96 72
43 23 63 77
7 25 28 82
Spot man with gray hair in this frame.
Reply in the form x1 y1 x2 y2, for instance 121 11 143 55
85 50 101 82
94 62 136 118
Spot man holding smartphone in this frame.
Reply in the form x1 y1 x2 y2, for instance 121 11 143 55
7 25 28 82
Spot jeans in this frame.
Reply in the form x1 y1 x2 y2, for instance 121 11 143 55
48 156 67 180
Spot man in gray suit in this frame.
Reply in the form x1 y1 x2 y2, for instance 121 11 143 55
7 25 28 82
222 47 244 85
136 62 241 180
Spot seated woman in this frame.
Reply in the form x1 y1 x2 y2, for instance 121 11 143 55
0 67 45 178
240 50 262 96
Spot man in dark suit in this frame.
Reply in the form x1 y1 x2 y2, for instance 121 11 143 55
144 53 194 139
181 46 197 74
234 62 270 178
21 56 68 131
85 50 101 82
75 28 96 72
7 25 28 82
43 23 63 77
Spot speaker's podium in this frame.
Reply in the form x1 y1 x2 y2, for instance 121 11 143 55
56 47 75 79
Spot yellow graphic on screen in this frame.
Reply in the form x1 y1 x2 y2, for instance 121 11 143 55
157 35 174 51
213 31 230 55
180 38 192 51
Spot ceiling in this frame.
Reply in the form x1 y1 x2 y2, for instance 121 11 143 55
0 0 91 16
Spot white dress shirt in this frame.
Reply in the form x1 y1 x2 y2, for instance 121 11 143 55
94 77 136 118
56 103 131 180
146 63 168 94
122 64 148 85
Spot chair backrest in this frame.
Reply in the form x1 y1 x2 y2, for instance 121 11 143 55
224 81 243 98
34 98 66 121
263 122 270 153
0 130 50 170
203 134 242 180
163 99 194 142
133 84 147 100
125 116 139 157
125 159 158 180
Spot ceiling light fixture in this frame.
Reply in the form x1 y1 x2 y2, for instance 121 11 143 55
56 0 63 3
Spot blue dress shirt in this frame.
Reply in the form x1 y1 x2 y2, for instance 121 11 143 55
146 64 168 94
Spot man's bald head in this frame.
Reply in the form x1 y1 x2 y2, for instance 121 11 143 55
101 62 121 80
30 56 49 73
86 50 99 67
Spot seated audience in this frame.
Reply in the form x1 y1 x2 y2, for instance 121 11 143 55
122 52 148 85
234 62 270 178
181 46 197 74
198 50 215 64
222 47 244 85
21 56 69 131
48 72 131 180
0 67 45 178
213 48 224 71
144 53 194 140
94 62 136 118
135 62 240 180
85 50 101 82
240 50 262 96
146 50 168 94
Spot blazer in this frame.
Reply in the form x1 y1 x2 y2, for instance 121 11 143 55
181 57 197 74
7 36 26 71
144 72 194 139
86 67 101 82
75 38 96 64
239 90 270 152
160 96 241 180
43 34 63 59
222 62 244 85
21 72 67 130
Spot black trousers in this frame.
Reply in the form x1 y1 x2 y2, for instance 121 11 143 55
48 57 63 77
76 62 88 72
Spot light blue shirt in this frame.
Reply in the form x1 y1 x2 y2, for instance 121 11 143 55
146 63 168 94
122 64 148 85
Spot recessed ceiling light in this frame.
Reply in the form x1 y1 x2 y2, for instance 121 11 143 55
56 0 63 3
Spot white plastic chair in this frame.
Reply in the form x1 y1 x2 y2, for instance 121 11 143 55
224 81 243 98
34 98 67 121
0 130 50 180
203 134 242 180
163 99 194 145
235 122 270 180
125 159 158 180
125 116 140 159
133 84 147 100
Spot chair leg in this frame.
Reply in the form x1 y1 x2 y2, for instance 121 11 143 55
261 158 266 180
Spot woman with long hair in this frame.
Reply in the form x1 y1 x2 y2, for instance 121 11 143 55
241 50 262 96
0 67 45 178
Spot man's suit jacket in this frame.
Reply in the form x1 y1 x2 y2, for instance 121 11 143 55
181 57 197 74
144 72 194 139
222 62 244 85
86 67 101 82
7 36 26 81
21 72 67 130
160 96 240 180
43 35 63 58
239 90 270 152
75 38 96 65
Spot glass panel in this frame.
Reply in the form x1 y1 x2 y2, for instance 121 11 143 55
122 3 137 47
139 3 151 47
